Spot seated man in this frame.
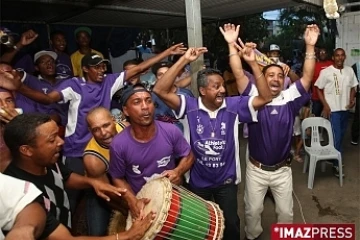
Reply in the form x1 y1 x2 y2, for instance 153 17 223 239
109 84 195 219
1 173 46 240
3 113 154 240
83 107 129 236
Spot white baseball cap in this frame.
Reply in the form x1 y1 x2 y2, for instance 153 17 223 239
269 44 281 52
34 50 57 63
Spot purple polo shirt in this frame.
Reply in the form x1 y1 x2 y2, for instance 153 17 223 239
16 72 68 125
243 80 310 165
56 73 125 157
109 121 191 194
175 95 257 188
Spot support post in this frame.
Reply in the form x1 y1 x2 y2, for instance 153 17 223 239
185 0 204 96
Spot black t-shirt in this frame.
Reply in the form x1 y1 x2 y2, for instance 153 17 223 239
4 161 72 238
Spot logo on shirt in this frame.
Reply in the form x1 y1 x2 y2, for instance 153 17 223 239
221 122 226 135
42 88 48 94
157 155 171 168
194 139 227 169
271 109 279 115
132 165 141 174
196 124 204 134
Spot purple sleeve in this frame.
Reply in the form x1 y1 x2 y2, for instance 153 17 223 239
241 81 253 96
55 78 79 103
230 96 257 123
108 142 126 179
170 125 191 157
290 80 311 113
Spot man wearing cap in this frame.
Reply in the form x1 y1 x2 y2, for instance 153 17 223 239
71 26 103 77
109 83 194 220
0 43 186 212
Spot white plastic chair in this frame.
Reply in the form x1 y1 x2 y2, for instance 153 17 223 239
301 117 343 189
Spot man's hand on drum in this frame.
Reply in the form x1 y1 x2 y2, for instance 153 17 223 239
162 169 182 185
130 198 151 220
126 211 156 240
90 178 127 202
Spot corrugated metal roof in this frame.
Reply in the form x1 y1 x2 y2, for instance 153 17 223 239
1 0 300 28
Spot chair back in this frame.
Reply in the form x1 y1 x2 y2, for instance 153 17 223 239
301 117 334 149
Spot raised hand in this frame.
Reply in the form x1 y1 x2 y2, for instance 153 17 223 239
19 30 38 47
234 39 257 63
0 69 22 91
304 24 320 46
219 23 240 44
167 43 187 55
183 47 208 63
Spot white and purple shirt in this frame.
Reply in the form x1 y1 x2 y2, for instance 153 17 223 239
175 95 257 188
56 73 125 157
16 72 68 126
243 80 310 166
108 121 191 194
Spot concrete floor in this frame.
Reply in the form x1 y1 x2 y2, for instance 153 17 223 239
236 115 360 239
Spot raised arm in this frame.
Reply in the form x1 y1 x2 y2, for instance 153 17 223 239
125 43 186 81
153 47 207 111
0 30 38 64
300 25 320 91
219 24 249 94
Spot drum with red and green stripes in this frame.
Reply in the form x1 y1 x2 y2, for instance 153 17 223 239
125 177 224 240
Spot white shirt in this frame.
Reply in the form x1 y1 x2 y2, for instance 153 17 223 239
315 65 358 112
0 173 42 239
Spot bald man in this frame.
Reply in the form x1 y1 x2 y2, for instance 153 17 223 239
83 107 128 236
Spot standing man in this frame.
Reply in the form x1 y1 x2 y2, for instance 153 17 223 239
3 113 154 240
311 47 333 116
316 49 358 176
350 61 359 145
83 107 128 236
153 38 272 239
109 83 195 219
71 27 103 77
223 24 319 240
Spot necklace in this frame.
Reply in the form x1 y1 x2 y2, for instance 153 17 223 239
209 117 217 138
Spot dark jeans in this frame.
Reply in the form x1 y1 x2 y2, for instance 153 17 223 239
86 189 111 236
63 156 85 214
189 184 240 240
311 100 323 117
351 95 360 143
330 111 349 166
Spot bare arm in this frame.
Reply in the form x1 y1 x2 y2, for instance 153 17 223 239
5 202 46 240
219 24 249 93
83 154 108 179
162 151 195 185
174 76 191 88
300 25 320 91
153 48 207 111
288 70 300 83
125 43 186 81
47 214 155 240
19 84 61 104
0 30 38 64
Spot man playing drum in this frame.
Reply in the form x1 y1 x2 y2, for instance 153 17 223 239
108 84 195 219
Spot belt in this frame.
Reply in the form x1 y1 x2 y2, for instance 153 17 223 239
249 156 291 171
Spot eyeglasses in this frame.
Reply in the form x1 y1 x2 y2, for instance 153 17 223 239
92 64 107 71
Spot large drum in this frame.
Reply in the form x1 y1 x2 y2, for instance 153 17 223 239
125 177 225 240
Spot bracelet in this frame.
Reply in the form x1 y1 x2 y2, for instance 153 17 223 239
305 56 317 60
229 53 238 57
305 52 316 56
256 73 264 80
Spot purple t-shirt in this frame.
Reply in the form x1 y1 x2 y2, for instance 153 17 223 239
243 80 310 165
55 52 73 80
108 121 191 194
175 95 257 188
16 72 68 125
56 73 125 157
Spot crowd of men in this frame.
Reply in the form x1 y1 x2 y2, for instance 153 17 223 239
0 23 359 240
